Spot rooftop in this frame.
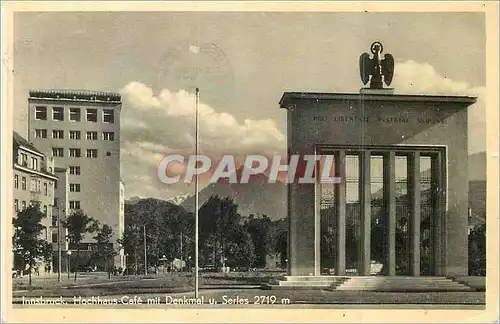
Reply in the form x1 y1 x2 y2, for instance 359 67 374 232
13 131 43 155
29 89 121 104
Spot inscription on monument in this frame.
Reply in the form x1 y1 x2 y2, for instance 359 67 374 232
313 115 447 124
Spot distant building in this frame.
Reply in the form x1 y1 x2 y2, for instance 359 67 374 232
27 89 124 267
13 131 58 274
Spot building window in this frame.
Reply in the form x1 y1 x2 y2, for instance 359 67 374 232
21 201 26 210
69 108 81 122
44 183 48 195
69 148 82 158
69 131 81 140
14 174 18 189
103 109 114 123
86 109 98 122
86 131 98 140
53 107 64 121
69 166 81 175
52 233 58 243
52 147 64 157
86 149 98 158
31 157 38 170
102 132 115 141
69 201 81 210
34 129 47 138
52 130 64 139
35 106 47 120
70 183 81 192
30 179 37 192
21 177 26 190
14 199 18 212
52 211 58 226
43 205 47 216
20 153 28 166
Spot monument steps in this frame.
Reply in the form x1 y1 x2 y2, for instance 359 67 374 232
263 276 475 291
263 276 348 290
449 276 486 291
333 276 475 292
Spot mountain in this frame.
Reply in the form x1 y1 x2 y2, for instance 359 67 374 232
180 168 287 220
468 152 486 226
469 152 486 181
125 197 188 214
167 194 192 206
125 196 143 205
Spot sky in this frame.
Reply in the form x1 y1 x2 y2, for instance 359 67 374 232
12 11 486 200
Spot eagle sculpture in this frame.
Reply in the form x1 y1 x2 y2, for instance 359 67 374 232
359 42 394 89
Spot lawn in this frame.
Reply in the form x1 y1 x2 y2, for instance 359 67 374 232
12 271 285 297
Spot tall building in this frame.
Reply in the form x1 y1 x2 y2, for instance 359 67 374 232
13 131 57 273
27 90 124 267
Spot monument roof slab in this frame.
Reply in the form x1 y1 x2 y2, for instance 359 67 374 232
279 92 477 109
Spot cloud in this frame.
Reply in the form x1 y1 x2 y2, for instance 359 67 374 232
394 60 485 155
393 60 471 94
119 82 285 198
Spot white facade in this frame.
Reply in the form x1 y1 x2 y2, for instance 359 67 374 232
13 132 58 273
27 90 123 267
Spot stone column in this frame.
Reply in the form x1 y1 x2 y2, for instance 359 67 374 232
335 150 346 275
314 158 321 276
408 152 421 276
358 151 371 276
431 153 444 276
383 151 396 276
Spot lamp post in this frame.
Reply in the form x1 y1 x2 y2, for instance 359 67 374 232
194 87 200 299
180 231 183 272
143 225 147 276
66 250 72 280
55 206 62 283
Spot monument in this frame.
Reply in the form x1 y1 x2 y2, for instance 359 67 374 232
280 42 477 281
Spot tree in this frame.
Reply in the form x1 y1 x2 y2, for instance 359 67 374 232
225 226 255 268
92 223 116 279
246 215 272 268
469 224 486 276
13 204 52 287
121 199 194 274
63 210 98 281
199 196 241 269
275 229 288 268
118 222 140 274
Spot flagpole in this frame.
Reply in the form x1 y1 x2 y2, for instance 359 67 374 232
194 87 200 299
